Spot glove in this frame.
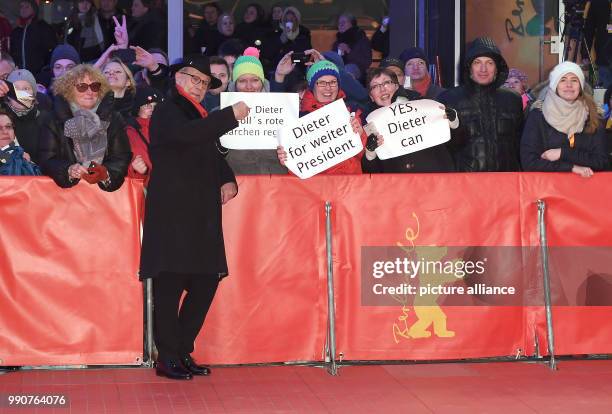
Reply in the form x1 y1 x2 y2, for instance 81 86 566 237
444 107 457 122
82 162 109 184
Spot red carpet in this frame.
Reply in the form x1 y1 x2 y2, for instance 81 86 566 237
1 360 611 413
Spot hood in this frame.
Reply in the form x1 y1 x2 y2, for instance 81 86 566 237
322 51 345 70
464 37 509 88
281 7 301 25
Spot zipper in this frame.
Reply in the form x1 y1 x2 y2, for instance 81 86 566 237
21 22 30 69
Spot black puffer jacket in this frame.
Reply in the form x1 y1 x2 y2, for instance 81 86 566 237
38 93 131 191
438 37 524 172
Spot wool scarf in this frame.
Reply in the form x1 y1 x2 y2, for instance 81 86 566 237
65 104 109 166
542 90 588 138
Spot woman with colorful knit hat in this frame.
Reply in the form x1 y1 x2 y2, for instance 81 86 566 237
224 48 288 175
520 61 609 176
277 59 367 175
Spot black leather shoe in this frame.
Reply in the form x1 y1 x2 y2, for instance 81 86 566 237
181 355 211 376
156 358 193 380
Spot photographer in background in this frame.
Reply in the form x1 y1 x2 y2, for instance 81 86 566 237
583 0 612 88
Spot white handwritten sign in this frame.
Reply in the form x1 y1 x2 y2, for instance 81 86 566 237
220 92 299 149
278 99 363 179
365 99 450 160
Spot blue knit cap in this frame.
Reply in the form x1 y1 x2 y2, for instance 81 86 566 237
306 60 340 90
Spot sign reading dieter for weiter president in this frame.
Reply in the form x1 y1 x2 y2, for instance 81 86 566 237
365 99 450 160
220 92 299 149
278 99 363 179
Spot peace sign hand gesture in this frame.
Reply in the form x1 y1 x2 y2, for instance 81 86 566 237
113 15 129 49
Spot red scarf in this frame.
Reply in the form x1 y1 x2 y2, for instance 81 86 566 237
300 89 347 113
299 89 365 175
176 85 208 118
411 72 432 98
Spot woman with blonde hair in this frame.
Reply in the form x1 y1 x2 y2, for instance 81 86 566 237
39 64 131 191
520 61 609 177
101 57 136 119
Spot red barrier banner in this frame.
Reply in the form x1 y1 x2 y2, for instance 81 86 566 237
330 174 528 360
194 176 329 364
519 174 612 356
2 173 611 366
0 178 145 366
197 173 612 363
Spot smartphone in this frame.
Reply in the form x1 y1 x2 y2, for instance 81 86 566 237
3 80 18 101
111 48 136 64
292 52 306 64
404 76 411 89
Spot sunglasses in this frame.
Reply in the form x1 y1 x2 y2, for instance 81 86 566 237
75 82 102 93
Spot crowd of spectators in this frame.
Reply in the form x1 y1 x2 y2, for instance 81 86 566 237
0 0 610 183
0 0 611 383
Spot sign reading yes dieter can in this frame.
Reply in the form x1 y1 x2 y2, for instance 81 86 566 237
278 99 363 179
365 99 450 160
220 92 299 149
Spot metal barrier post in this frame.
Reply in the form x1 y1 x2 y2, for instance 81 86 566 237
143 278 154 367
537 200 557 370
325 201 338 375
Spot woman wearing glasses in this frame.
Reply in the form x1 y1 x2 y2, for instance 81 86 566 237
39 64 131 191
0 109 41 176
361 67 456 173
277 60 367 174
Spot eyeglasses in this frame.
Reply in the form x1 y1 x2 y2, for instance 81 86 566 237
0 73 9 80
369 80 396 92
179 71 210 87
75 82 102 93
315 79 338 89
0 124 14 131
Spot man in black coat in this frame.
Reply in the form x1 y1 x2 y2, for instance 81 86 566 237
139 54 249 380
438 37 524 172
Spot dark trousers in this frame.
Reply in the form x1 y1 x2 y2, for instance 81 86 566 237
153 272 219 360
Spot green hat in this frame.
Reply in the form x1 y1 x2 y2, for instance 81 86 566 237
232 55 265 84
306 60 340 90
